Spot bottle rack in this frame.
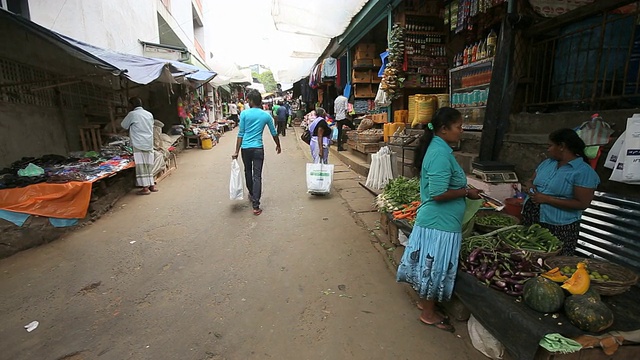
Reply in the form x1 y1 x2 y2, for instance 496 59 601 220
403 15 447 90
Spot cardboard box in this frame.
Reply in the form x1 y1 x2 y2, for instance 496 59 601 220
355 50 374 60
355 43 375 53
354 84 374 98
352 69 371 83
372 58 382 67
353 58 373 67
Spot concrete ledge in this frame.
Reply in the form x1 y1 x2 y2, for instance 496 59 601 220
329 146 370 178
503 133 548 145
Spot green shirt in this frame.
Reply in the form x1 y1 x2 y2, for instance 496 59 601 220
272 104 280 116
415 136 468 232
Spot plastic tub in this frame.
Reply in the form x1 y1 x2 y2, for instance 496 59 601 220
201 138 213 150
503 198 524 220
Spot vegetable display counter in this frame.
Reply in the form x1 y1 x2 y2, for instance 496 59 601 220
455 271 640 360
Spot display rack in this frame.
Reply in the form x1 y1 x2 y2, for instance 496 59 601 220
403 14 448 91
449 57 494 130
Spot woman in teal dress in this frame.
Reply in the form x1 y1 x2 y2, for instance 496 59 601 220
396 107 482 333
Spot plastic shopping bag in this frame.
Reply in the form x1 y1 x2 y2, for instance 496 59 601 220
622 116 640 182
229 159 244 200
604 131 625 169
306 162 334 194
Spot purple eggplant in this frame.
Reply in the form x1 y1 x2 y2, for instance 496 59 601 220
484 269 496 280
503 277 526 285
501 270 512 277
505 290 523 296
493 280 507 288
468 248 482 263
490 284 507 292
516 271 537 278
513 284 524 291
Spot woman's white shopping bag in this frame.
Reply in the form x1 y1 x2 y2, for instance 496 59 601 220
229 159 244 200
306 162 334 194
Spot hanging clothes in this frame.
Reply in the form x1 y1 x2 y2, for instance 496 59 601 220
321 57 338 81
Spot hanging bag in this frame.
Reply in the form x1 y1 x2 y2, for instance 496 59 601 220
229 159 244 200
301 129 311 144
306 161 334 194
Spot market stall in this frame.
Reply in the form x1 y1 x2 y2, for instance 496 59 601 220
374 177 640 359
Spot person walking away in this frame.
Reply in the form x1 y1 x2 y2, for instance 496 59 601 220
121 97 158 195
228 101 239 125
334 87 355 151
232 90 281 216
308 108 331 163
396 108 482 333
284 102 293 127
276 101 288 136
522 128 600 255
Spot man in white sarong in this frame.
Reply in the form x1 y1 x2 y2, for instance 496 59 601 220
121 97 157 195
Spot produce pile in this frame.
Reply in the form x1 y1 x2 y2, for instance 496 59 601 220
461 233 545 297
380 23 405 100
375 176 420 212
392 201 420 223
498 224 562 254
523 263 615 333
476 214 518 227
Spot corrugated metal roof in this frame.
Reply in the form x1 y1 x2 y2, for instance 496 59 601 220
577 191 640 283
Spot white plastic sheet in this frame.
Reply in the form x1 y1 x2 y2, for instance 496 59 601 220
306 162 334 194
468 315 505 359
229 160 244 200
366 146 394 190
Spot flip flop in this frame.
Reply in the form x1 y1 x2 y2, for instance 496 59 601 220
416 303 449 319
419 317 455 333
253 208 263 216
149 187 159 192
137 190 151 195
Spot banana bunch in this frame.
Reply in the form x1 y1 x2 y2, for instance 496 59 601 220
381 23 405 99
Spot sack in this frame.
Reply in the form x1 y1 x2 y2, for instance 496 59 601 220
358 117 375 131
575 114 614 146
622 115 640 182
301 129 311 144
306 162 334 194
604 132 625 169
468 315 505 359
229 159 244 200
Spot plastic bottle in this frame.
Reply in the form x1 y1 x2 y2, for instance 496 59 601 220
463 46 469 65
487 29 498 57
472 42 478 63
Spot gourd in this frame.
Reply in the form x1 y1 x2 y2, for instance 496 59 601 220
564 294 614 332
523 277 565 313
561 262 590 295
541 267 569 282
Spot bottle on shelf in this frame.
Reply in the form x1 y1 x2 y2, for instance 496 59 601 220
487 29 498 57
471 42 478 63
463 46 469 66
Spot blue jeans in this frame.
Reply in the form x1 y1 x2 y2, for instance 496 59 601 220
241 147 264 209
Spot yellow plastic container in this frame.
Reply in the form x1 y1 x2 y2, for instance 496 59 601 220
383 123 390 143
201 138 213 150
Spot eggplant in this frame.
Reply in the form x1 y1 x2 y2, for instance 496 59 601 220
493 280 507 288
490 284 507 292
503 277 526 285
468 248 482 263
500 270 512 277
484 269 496 280
513 284 524 291
505 290 523 296
515 271 537 278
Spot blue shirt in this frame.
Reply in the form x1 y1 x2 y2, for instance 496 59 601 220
531 158 600 225
415 136 467 232
276 105 288 121
238 108 277 149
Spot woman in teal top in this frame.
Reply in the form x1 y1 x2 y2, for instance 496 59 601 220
523 128 600 255
397 108 482 333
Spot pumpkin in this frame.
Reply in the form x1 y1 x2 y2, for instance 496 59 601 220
562 262 590 295
541 267 569 282
583 288 601 302
564 294 614 332
523 276 565 313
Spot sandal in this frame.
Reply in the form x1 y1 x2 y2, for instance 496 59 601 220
137 190 151 195
253 208 263 216
149 186 159 192
419 316 455 333
416 303 449 319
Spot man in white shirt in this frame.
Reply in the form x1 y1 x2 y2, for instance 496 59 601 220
121 97 157 195
333 87 355 151
229 101 239 125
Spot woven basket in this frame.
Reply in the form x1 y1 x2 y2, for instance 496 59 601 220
545 256 639 296
345 130 359 142
358 130 383 143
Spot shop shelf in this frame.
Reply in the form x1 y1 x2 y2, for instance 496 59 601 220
452 83 491 92
450 57 495 73
452 105 487 110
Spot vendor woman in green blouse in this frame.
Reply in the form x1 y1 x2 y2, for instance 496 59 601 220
522 128 600 256
397 108 482 333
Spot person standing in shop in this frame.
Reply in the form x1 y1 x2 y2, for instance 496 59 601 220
334 87 355 151
229 101 239 125
232 89 281 216
121 97 157 195
276 101 288 136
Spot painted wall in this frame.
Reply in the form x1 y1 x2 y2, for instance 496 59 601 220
0 102 69 168
27 0 159 56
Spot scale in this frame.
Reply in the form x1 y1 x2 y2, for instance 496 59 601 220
471 161 519 183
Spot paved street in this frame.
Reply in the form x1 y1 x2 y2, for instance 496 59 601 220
0 130 483 360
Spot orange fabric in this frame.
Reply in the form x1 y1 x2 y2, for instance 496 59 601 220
0 162 135 219
0 182 93 219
